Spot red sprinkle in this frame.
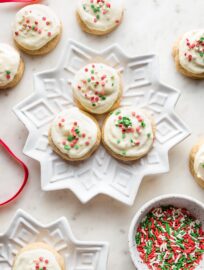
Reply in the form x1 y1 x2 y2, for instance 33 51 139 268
188 54 193 62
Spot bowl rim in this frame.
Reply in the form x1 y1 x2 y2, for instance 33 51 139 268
128 193 204 269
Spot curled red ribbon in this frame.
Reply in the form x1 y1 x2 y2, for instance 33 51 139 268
0 139 29 206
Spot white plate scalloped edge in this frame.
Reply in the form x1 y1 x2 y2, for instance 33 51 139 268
128 194 204 270
0 209 109 270
13 39 190 206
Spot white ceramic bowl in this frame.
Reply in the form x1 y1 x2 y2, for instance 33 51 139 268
128 194 204 270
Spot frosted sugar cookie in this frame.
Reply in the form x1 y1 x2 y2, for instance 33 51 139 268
76 0 124 35
173 30 204 79
72 63 122 115
0 43 24 90
189 141 204 188
102 107 155 161
13 4 62 55
12 242 65 270
49 107 101 161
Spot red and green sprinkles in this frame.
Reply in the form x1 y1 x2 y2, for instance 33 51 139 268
58 118 91 150
184 36 204 62
114 110 151 156
33 256 49 270
136 206 204 270
5 70 11 80
77 64 115 107
83 0 119 24
15 11 53 38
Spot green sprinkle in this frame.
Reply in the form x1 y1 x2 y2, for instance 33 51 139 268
122 133 126 139
6 70 11 75
135 232 141 245
74 145 79 150
117 139 120 144
75 128 80 135
144 240 153 255
96 14 100 20
141 121 146 128
176 242 185 250
67 135 74 142
165 223 170 235
196 249 204 253
92 103 96 107
121 151 126 156
87 78 91 82
115 110 121 115
64 145 70 150
101 96 106 100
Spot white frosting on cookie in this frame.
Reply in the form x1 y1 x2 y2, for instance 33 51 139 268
77 0 123 32
0 43 20 87
179 30 204 74
194 144 204 181
73 63 121 114
13 249 61 270
103 107 154 157
13 4 61 50
50 108 98 159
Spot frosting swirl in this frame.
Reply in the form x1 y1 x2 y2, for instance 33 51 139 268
103 107 154 157
0 43 20 87
73 63 121 114
13 4 61 50
194 144 204 181
179 30 204 74
50 108 98 159
77 0 123 32
13 249 61 270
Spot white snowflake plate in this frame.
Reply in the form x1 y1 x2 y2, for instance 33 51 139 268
14 40 190 206
0 209 109 269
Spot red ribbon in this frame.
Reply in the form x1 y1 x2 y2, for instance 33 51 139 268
0 139 29 206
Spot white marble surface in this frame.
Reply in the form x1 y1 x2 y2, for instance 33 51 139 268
0 0 204 269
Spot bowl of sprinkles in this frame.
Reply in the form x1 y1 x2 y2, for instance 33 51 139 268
128 194 204 270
